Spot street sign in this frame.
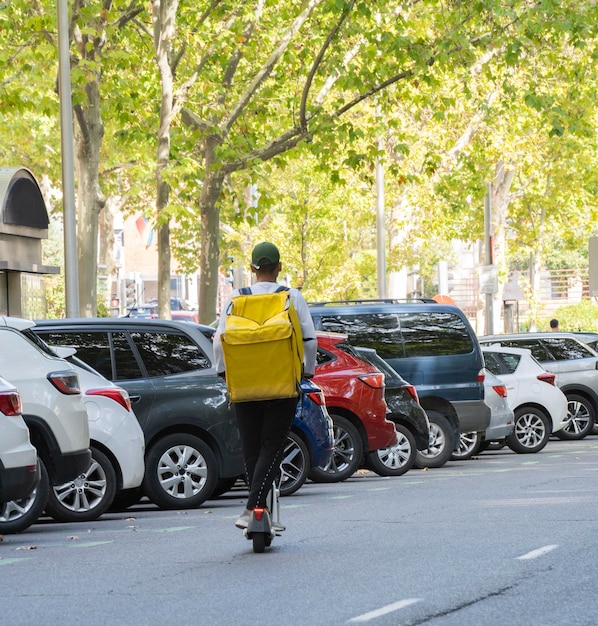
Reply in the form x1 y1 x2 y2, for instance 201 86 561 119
479 264 498 294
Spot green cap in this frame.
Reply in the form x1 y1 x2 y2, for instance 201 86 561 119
251 242 280 268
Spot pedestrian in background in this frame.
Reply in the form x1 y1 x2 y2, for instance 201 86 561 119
550 318 559 331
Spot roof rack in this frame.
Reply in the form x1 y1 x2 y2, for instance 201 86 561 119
308 298 438 306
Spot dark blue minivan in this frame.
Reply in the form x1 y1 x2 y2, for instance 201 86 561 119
309 299 490 467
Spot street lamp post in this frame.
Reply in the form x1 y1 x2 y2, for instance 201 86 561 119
57 0 79 317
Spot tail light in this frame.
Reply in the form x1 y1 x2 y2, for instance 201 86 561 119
86 387 132 412
477 369 485 383
493 384 508 398
306 390 326 406
358 373 385 389
0 391 23 416
402 384 420 403
47 370 81 395
537 372 556 386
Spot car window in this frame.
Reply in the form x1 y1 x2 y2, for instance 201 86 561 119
494 339 552 362
111 332 144 381
318 313 405 359
35 330 125 380
541 338 596 361
485 351 520 375
398 312 473 357
316 348 334 366
482 351 503 375
128 331 210 377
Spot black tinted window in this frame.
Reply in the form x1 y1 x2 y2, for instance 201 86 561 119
542 338 595 361
398 312 473 357
111 332 144 381
129 331 210 377
37 330 118 379
318 313 405 359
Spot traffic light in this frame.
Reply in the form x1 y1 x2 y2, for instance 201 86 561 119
125 279 137 308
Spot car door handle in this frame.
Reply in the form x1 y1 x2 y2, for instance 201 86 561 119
128 394 141 403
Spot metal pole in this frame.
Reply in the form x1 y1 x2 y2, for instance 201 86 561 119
484 184 494 335
376 135 386 298
57 0 79 317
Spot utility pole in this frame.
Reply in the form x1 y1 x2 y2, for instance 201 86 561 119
483 184 496 335
57 0 79 316
376 133 386 298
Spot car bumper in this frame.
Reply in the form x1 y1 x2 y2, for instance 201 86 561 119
0 460 40 502
102 419 146 490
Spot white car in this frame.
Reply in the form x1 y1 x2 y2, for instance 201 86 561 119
44 354 146 522
0 377 39 508
452 370 514 460
0 319 90 534
482 345 569 453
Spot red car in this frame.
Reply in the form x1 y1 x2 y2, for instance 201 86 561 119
309 332 398 482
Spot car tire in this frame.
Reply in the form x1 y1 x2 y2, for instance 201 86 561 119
414 411 455 469
279 430 310 497
143 434 218 509
365 423 416 477
0 457 49 534
308 415 363 483
450 431 483 461
556 394 595 440
45 447 117 522
506 406 551 453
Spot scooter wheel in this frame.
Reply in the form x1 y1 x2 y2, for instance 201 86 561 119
253 533 266 553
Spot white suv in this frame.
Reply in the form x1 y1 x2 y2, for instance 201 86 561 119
0 377 39 509
0 318 90 534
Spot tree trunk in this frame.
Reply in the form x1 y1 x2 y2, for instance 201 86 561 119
197 136 225 324
74 79 105 318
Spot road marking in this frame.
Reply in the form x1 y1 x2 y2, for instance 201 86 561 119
154 526 194 533
0 558 32 566
347 598 421 622
68 541 114 548
517 544 558 560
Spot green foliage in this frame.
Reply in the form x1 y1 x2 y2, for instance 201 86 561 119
546 301 598 333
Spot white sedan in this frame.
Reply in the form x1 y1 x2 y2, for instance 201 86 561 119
481 345 568 453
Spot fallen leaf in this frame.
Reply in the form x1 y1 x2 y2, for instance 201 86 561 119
203 510 212 515
124 516 137 521
16 545 37 550
128 525 139 532
68 536 80 540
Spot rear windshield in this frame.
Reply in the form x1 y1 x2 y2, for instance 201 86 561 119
317 311 473 359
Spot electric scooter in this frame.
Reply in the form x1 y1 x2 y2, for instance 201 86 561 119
244 481 283 553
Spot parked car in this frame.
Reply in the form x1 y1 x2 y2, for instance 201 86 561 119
353 346 432 475
481 345 569 454
573 332 598 353
451 370 514 460
31 318 332 506
479 332 598 440
0 377 39 514
309 299 490 464
308 332 398 483
0 317 90 534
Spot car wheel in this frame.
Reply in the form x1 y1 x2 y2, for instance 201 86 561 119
45 447 117 522
506 406 551 453
556 394 595 440
143 433 218 509
450 431 482 461
414 411 455 469
278 430 309 497
308 415 363 483
0 458 49 534
365 423 416 477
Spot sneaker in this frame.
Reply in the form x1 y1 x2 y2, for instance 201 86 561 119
272 520 286 532
235 509 251 529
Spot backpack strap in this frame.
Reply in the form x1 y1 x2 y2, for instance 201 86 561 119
275 286 290 293
239 287 252 295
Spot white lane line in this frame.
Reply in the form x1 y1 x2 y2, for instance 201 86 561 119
347 598 421 623
517 544 558 560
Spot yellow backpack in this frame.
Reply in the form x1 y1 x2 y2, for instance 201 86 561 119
221 286 304 402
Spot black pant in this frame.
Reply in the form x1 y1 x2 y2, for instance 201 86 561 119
234 396 298 510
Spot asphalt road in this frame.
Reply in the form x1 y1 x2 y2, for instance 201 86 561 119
2 437 598 626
